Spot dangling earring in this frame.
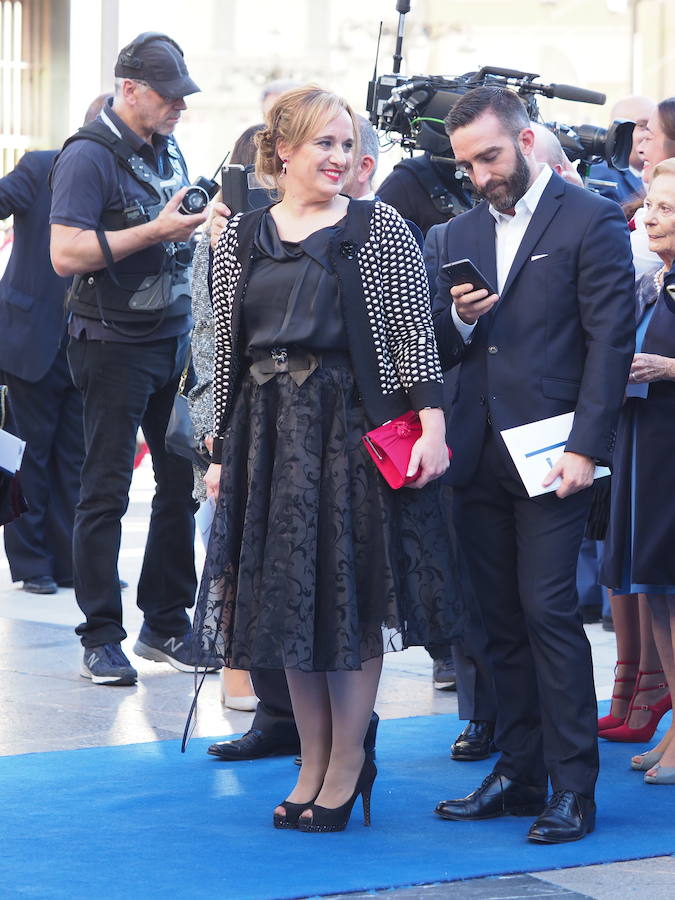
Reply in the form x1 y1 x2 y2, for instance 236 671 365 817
281 158 288 176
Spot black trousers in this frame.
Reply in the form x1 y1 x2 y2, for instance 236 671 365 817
67 333 197 648
2 343 84 583
452 545 498 722
439 484 497 722
251 669 300 749
454 430 599 798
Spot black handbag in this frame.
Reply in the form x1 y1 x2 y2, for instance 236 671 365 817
165 348 210 470
0 384 28 526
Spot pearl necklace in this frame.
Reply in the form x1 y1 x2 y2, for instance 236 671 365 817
653 265 667 293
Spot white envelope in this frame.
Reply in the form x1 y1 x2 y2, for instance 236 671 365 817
0 428 26 475
500 412 610 498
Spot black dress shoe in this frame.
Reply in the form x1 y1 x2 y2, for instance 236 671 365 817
527 790 596 843
22 575 58 594
451 720 495 761
294 711 379 766
208 729 299 761
435 772 547 821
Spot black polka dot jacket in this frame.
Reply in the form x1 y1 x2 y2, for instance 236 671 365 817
210 199 445 450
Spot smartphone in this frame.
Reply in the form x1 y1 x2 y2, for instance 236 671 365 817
442 258 497 297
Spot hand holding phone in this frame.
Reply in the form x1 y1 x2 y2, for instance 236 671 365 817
442 258 499 325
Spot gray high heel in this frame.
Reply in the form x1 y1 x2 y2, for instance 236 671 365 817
631 747 664 771
644 764 675 784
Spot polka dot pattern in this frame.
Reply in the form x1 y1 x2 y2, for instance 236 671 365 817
210 203 444 436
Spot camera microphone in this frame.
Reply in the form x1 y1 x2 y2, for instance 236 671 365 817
546 84 606 105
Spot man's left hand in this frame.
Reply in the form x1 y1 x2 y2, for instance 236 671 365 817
541 451 595 499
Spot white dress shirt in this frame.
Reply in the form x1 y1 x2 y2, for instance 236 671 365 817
452 164 553 342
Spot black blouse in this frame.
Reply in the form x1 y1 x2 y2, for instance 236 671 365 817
242 211 347 353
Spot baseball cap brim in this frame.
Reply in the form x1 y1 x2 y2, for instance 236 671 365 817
144 73 201 98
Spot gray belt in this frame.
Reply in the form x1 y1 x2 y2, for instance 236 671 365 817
249 347 350 387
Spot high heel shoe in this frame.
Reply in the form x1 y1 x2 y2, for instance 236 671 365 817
597 660 638 732
631 747 664 771
298 757 377 833
273 799 316 829
220 674 258 712
600 670 671 743
644 764 675 784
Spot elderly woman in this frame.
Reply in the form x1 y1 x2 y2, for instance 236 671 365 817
192 86 463 830
597 101 675 745
601 158 675 783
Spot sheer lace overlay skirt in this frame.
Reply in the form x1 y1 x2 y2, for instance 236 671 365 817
193 365 464 672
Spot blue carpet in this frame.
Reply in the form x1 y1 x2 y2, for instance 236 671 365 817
1 710 673 900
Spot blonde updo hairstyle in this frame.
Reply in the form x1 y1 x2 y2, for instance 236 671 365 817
650 158 675 183
254 85 360 194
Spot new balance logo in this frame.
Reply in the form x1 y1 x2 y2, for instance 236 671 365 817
164 637 184 653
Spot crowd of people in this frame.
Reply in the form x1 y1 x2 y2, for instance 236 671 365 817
1 30 674 842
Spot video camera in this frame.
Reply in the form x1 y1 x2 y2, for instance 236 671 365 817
366 1 634 172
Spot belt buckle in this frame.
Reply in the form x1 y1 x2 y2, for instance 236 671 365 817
270 347 288 367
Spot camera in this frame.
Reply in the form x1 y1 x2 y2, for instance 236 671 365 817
548 120 635 171
178 175 219 215
366 3 634 172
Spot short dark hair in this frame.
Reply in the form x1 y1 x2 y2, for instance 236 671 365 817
231 123 265 167
445 86 529 141
656 98 675 157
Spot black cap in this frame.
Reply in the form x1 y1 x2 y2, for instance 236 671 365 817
115 32 200 98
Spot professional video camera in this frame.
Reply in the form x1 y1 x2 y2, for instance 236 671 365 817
366 1 634 173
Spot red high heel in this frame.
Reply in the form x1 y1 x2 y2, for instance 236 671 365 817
600 669 672 743
598 660 638 733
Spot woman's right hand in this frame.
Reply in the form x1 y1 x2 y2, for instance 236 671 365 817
629 352 675 383
204 463 222 500
209 201 232 251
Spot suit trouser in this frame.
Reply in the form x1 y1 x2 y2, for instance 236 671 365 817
577 537 606 613
251 669 300 748
441 485 497 722
453 430 599 798
2 343 84 583
67 333 197 648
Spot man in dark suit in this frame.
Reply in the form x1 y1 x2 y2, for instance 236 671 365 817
431 87 635 842
0 150 82 594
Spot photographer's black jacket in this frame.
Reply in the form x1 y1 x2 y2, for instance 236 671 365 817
209 199 445 454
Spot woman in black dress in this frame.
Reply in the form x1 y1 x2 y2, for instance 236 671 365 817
601 158 675 783
194 87 463 830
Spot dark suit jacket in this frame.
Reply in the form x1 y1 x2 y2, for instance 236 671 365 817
588 161 643 205
0 151 69 382
431 172 636 487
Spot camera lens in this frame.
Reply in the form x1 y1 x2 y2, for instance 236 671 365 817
179 186 209 215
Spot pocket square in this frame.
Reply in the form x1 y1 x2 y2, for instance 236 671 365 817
530 253 549 261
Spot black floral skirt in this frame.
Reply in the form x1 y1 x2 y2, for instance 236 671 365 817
193 364 464 672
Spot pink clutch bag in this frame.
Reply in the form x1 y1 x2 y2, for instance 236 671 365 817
362 410 452 490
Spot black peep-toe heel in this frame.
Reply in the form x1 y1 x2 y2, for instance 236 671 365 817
298 757 377 833
273 799 315 829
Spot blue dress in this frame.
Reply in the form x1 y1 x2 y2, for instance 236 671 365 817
601 269 675 593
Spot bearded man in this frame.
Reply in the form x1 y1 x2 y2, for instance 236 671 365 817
430 87 635 843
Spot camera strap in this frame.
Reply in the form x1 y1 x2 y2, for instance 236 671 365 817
395 156 467 218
